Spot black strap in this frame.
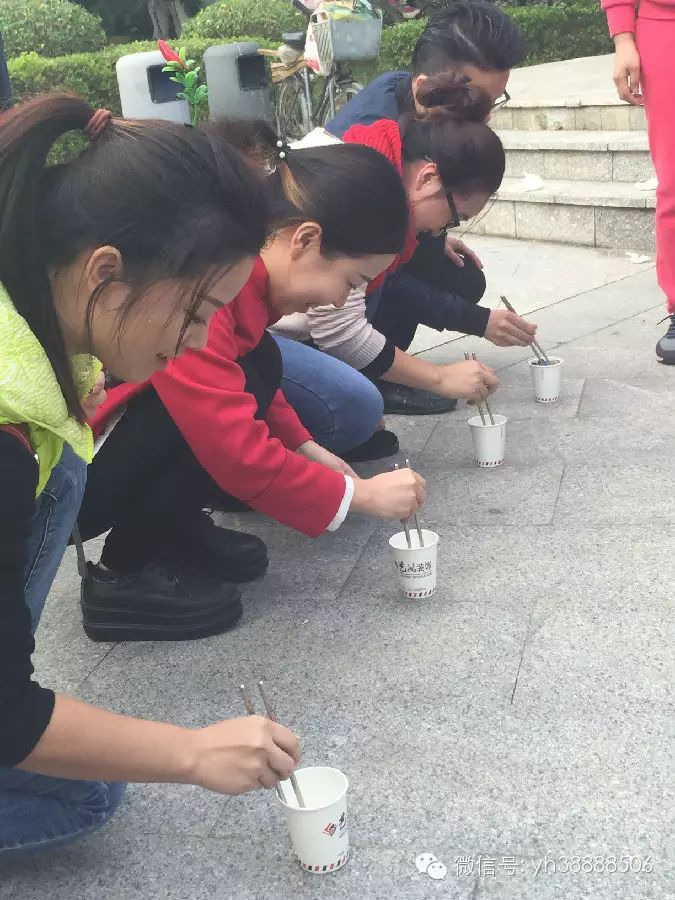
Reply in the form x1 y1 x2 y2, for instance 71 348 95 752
71 523 89 579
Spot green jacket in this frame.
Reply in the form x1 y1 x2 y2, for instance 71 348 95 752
0 288 100 495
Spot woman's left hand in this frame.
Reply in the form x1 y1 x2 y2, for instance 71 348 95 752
297 440 357 478
82 371 107 420
445 235 483 269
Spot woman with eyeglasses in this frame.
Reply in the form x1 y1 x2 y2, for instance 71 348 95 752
273 74 518 412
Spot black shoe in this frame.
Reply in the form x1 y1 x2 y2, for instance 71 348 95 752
81 560 243 642
375 381 457 416
342 429 399 463
656 314 675 364
170 510 268 583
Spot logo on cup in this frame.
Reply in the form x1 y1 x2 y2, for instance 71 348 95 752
323 813 347 838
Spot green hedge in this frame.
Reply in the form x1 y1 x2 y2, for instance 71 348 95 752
8 37 276 113
366 4 610 74
7 5 613 126
509 2 612 66
182 0 306 43
0 0 106 59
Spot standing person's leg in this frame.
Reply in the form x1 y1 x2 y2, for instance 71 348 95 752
273 335 399 461
0 443 126 856
637 16 675 363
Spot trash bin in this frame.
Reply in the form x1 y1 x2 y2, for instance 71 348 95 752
116 50 189 123
204 42 273 122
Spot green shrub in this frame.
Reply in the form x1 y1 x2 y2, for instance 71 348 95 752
183 0 306 42
509 2 612 66
7 37 275 112
0 0 106 59
363 6 610 77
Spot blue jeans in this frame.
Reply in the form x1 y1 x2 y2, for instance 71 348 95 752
0 444 126 856
274 335 384 453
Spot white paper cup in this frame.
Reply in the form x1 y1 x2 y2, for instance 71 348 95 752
389 529 439 599
528 356 563 403
278 767 350 874
468 414 507 468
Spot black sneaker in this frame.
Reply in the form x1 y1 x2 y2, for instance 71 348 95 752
656 314 675 365
81 560 243 642
342 429 399 463
375 381 457 416
169 510 269 583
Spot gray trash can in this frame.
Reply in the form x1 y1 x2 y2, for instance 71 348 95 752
116 50 189 123
204 42 273 122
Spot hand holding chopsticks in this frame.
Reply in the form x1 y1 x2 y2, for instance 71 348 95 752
500 296 550 364
464 351 495 425
394 460 425 547
240 682 305 807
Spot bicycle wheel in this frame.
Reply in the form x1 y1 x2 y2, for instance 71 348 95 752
320 81 364 128
275 77 311 142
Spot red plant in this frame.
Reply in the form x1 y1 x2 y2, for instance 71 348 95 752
157 40 184 67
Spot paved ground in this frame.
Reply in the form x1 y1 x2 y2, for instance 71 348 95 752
2 238 673 900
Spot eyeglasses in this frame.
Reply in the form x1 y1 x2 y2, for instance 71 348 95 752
446 190 461 229
492 89 511 111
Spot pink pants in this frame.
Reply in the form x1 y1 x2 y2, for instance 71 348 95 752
637 15 675 313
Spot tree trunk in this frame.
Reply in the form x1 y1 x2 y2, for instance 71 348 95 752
148 0 189 38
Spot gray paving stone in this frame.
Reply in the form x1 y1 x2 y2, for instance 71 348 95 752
595 205 656 252
515 201 596 247
0 833 479 900
554 461 675 525
475 862 670 900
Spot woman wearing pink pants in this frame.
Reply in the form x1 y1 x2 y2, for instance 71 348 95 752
603 0 675 364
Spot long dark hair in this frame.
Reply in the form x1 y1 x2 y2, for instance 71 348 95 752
208 119 409 258
401 73 505 197
0 94 270 422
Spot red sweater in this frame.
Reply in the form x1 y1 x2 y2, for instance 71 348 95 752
91 260 347 537
602 0 675 36
342 118 419 293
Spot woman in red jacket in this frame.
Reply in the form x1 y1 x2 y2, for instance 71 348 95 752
77 124 427 642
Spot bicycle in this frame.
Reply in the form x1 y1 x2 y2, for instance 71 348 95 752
260 0 380 141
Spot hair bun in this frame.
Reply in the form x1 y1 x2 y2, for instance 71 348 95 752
415 72 493 123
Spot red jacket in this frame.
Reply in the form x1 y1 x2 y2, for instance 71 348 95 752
91 259 347 537
342 118 419 293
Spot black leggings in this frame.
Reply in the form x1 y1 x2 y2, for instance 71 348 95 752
78 333 282 573
371 232 486 351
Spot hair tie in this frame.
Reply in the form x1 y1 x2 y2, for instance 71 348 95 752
85 108 112 142
276 138 291 161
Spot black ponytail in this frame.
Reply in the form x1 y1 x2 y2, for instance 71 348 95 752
208 118 409 258
401 73 505 197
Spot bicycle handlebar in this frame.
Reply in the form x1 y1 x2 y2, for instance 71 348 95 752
289 0 313 19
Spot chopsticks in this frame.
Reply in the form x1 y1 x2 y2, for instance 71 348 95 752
394 461 425 547
464 351 495 425
500 295 550 365
239 682 305 808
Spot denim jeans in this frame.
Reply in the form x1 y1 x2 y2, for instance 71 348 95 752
0 444 126 856
274 335 384 453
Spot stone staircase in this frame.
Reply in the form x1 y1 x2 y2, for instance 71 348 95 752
469 56 656 252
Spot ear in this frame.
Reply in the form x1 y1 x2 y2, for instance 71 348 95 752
289 222 323 260
83 246 123 296
414 161 443 198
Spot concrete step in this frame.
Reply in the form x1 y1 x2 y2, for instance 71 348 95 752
470 177 656 252
500 130 654 184
492 103 646 132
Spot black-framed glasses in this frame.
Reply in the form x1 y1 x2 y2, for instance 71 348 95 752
492 89 511 111
446 190 461 229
